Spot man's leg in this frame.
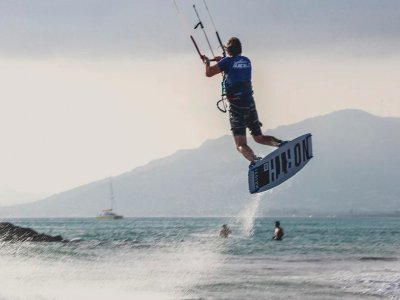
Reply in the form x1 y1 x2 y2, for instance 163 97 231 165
246 103 283 147
234 135 258 162
253 134 282 147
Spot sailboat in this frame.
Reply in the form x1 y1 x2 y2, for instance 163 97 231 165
96 177 123 220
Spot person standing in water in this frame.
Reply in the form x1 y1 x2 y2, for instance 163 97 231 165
272 221 284 241
203 37 286 167
220 224 232 238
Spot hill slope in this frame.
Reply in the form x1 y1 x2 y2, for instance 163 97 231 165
1 109 399 217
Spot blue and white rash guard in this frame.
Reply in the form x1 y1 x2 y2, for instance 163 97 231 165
218 55 253 98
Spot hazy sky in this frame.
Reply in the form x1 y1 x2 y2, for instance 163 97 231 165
0 0 399 205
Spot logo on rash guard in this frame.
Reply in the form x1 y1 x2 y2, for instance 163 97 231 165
233 59 251 69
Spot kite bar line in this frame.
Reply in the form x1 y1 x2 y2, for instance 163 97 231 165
199 0 227 112
174 0 218 61
173 0 203 61
193 4 216 58
202 0 226 57
173 0 227 112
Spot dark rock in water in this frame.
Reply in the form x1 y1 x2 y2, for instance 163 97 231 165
0 222 64 242
359 256 398 262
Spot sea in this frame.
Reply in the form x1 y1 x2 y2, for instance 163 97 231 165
1 198 400 299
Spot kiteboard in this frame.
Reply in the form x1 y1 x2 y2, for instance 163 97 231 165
248 133 313 194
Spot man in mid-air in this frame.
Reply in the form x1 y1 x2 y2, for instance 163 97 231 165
203 37 286 166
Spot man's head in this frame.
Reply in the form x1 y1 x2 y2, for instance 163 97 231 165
225 37 242 56
275 221 280 227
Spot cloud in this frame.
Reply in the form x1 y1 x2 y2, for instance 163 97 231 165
217 0 400 56
0 0 399 59
0 0 185 58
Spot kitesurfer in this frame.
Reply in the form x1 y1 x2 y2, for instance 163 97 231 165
203 37 286 166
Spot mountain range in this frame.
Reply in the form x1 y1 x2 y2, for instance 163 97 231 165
1 109 399 218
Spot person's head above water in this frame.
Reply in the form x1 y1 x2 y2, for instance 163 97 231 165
225 37 242 56
275 221 280 227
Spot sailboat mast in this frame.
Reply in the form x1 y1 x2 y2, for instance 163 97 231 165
109 177 115 210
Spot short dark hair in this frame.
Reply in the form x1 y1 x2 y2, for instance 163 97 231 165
226 37 242 56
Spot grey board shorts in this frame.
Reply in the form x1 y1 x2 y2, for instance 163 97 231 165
228 97 262 136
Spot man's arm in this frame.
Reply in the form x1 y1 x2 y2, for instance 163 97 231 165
204 56 222 77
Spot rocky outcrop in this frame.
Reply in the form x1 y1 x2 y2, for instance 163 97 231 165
0 222 64 242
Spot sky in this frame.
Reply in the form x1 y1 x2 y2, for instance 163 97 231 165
0 0 399 205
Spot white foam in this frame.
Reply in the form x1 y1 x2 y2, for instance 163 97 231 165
0 236 227 300
233 193 260 237
0 253 174 300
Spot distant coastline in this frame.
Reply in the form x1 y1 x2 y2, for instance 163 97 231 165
1 109 399 218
